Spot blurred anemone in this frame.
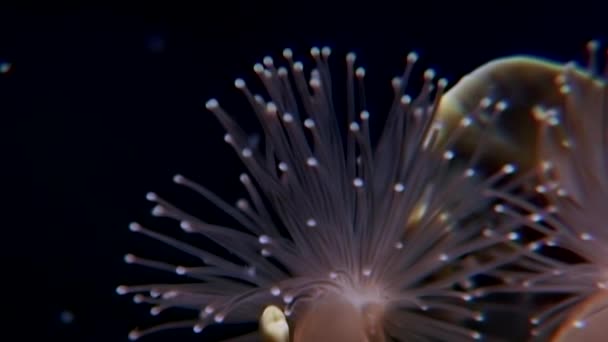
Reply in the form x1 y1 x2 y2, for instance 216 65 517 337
436 49 607 175
479 41 608 341
117 47 520 341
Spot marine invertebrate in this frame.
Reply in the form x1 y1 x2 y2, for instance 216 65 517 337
437 55 566 172
479 42 608 341
117 47 519 341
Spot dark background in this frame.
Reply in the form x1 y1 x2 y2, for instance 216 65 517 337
5 1 607 341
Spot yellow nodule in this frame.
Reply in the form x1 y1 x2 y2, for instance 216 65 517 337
260 305 290 342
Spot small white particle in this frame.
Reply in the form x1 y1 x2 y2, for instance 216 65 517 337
407 52 418 63
391 77 402 89
346 52 356 63
145 192 158 201
180 221 194 232
241 148 253 158
573 320 585 328
176 266 187 275
480 97 492 108
321 46 331 57
270 286 281 296
129 331 141 340
234 78 245 88
304 118 315 128
306 157 319 167
258 235 271 244
527 242 541 251
460 117 472 127
205 98 219 109
548 116 560 126
128 222 142 232
493 204 506 213
502 164 516 174
124 254 136 263
282 113 294 122
151 205 165 216
236 199 249 210
355 67 365 78
0 61 12 74
263 56 274 67
116 285 128 295
150 306 161 316
495 100 508 111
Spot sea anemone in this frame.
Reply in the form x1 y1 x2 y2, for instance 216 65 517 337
117 47 520 341
479 41 608 341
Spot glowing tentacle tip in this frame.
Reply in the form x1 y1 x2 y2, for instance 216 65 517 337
260 305 290 342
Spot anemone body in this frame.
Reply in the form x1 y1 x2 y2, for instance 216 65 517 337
118 47 519 341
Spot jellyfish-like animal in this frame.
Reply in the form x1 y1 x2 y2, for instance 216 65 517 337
481 42 608 341
117 47 519 341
